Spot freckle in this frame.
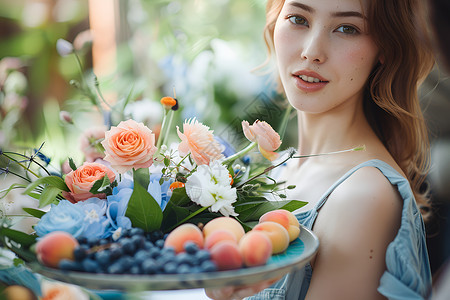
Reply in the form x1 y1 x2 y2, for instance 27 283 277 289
370 256 373 259
350 78 353 81
370 249 373 253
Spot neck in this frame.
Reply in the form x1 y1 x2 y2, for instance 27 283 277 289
296 102 373 156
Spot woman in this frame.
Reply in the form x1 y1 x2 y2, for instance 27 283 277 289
206 0 434 299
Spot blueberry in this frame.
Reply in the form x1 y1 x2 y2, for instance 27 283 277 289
109 246 123 261
195 250 211 263
118 256 134 271
76 236 88 245
98 238 110 246
159 252 176 265
95 250 110 266
107 261 125 274
130 227 145 236
82 258 100 273
129 265 142 275
130 235 145 249
134 250 151 265
87 237 99 247
59 259 82 271
146 247 159 258
201 260 218 272
120 238 136 255
177 264 191 274
144 241 154 250
142 259 158 274
73 246 88 262
175 252 191 265
163 261 178 274
155 239 165 249
184 242 199 254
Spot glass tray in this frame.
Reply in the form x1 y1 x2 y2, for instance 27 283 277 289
30 225 319 291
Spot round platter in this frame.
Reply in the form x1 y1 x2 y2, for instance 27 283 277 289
30 225 319 291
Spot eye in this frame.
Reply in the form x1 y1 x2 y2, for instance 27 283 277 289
287 15 309 26
335 25 359 35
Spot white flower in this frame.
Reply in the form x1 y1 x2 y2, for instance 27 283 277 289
185 162 237 216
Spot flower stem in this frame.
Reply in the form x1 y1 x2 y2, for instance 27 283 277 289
161 109 174 147
165 205 210 232
156 110 169 151
237 145 365 188
2 153 41 179
222 142 257 165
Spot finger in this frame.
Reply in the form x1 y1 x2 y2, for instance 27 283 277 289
205 286 235 300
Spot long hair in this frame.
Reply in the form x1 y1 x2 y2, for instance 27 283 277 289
263 0 435 219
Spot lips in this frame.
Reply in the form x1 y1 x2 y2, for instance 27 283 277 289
292 70 329 93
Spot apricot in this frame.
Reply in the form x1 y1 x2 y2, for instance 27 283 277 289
164 223 204 253
202 217 245 242
239 231 272 267
253 221 290 254
209 240 243 271
259 209 300 242
204 229 237 250
2 285 37 300
35 231 79 268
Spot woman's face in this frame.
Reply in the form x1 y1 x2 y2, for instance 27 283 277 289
273 0 379 114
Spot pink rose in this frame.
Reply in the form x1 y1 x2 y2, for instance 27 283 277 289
177 118 224 165
242 120 281 161
101 119 157 174
79 126 106 162
63 162 116 203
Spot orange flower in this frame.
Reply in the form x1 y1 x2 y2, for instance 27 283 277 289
63 162 115 203
177 118 224 165
242 120 281 161
160 96 178 110
101 119 157 173
169 181 185 191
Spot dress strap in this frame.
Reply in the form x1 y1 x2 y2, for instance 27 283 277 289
314 159 408 211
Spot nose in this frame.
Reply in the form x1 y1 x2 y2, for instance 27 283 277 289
301 27 327 63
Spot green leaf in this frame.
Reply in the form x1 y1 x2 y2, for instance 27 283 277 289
89 175 111 194
38 186 62 208
68 157 77 171
133 168 150 190
166 187 191 206
22 207 46 218
23 176 69 195
236 199 307 222
125 182 163 232
0 183 26 200
0 228 36 247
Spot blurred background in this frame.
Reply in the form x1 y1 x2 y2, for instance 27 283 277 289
0 0 449 286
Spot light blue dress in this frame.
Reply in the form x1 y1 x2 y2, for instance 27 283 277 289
246 159 432 300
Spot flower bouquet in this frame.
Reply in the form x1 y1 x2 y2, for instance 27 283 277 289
0 39 360 292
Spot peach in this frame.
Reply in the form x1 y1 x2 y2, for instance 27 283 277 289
2 285 37 300
204 229 237 250
35 231 79 268
239 231 272 267
253 221 290 254
209 240 243 271
164 223 204 253
202 217 245 242
259 209 300 242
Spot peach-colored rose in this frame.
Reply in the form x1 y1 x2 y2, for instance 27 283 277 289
177 118 224 165
41 280 89 300
101 119 157 173
79 125 106 162
242 120 281 161
63 162 116 203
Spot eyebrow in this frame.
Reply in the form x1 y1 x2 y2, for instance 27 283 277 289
288 1 365 19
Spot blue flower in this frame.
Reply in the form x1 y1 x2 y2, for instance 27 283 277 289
35 200 85 237
74 198 110 239
106 185 133 233
148 174 173 211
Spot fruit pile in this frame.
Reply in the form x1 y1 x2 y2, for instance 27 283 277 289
35 209 300 274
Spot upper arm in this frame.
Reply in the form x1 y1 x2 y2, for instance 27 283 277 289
306 167 402 300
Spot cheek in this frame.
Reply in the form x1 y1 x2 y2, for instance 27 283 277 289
339 45 378 83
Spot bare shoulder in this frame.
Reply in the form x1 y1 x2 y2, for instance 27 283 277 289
306 165 403 299
318 165 403 241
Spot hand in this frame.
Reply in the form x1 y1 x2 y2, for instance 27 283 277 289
205 277 281 300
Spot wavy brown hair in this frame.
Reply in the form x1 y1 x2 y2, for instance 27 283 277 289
263 0 435 219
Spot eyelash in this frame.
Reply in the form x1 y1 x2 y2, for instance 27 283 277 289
286 14 360 35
